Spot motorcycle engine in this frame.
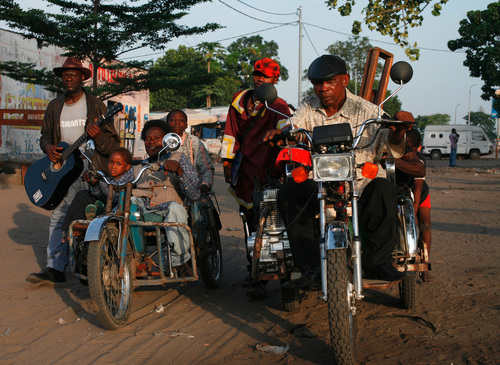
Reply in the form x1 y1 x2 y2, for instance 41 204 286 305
247 188 293 272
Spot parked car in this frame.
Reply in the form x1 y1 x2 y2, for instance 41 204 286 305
422 125 493 160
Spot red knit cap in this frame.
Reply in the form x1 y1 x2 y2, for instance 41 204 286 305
253 58 280 78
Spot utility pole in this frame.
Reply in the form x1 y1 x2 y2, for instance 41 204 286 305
298 6 302 106
468 84 476 125
454 103 461 124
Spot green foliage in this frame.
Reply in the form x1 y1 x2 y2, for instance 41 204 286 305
415 113 451 129
465 111 497 139
325 0 450 60
448 2 500 113
150 46 214 110
150 35 289 110
0 0 220 99
382 91 402 117
225 35 289 89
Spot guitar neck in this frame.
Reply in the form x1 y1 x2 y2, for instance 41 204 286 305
61 131 89 160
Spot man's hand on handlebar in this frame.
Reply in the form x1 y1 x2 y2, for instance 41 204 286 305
262 128 285 147
388 122 413 145
163 160 183 176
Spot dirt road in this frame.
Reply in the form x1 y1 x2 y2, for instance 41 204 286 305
0 159 499 364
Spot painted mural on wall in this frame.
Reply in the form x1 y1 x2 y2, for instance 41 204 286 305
0 28 149 163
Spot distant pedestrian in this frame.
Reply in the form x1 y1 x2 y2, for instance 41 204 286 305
449 128 460 167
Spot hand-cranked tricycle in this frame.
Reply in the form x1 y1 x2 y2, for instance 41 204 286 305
68 133 223 330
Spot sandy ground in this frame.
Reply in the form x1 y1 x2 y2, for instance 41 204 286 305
0 157 499 365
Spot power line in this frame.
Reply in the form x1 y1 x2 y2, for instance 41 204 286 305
218 0 296 25
303 22 466 54
119 24 292 60
235 0 296 16
302 23 320 57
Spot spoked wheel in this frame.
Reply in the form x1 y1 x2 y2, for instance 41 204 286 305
280 284 300 312
399 274 416 309
198 216 223 289
327 249 356 365
88 224 133 330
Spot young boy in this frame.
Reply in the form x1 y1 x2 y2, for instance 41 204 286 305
406 129 433 282
62 147 134 238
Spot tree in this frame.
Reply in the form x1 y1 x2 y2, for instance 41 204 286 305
224 35 289 89
448 2 500 113
325 0 450 60
465 111 496 140
325 36 380 91
196 42 226 107
415 113 450 129
150 46 213 110
0 0 220 99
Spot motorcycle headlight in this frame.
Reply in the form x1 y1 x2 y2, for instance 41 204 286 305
312 153 355 182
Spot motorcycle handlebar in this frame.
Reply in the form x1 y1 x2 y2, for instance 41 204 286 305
92 162 162 187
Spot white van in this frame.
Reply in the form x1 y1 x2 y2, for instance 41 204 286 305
422 125 493 160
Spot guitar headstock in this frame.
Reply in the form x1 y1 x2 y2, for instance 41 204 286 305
105 103 123 119
96 103 124 127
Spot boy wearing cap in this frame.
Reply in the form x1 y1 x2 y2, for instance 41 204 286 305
27 57 120 284
221 58 291 297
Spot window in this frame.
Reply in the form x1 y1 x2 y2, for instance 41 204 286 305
472 132 485 141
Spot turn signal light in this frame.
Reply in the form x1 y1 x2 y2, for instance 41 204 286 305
361 162 378 179
292 166 309 183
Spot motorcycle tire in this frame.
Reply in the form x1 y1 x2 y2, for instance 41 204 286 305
327 249 356 365
198 211 223 289
280 285 300 312
88 224 133 330
399 274 416 309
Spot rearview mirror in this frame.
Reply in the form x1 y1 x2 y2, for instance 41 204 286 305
255 83 277 104
162 133 182 152
390 61 413 85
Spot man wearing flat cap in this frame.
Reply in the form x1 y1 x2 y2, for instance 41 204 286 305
221 57 291 298
27 57 120 284
264 54 416 287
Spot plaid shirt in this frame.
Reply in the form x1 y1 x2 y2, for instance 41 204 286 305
89 168 135 203
290 90 405 193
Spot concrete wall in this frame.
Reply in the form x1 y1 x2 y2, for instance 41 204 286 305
0 28 149 163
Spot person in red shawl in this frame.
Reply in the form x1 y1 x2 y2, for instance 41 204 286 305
221 58 291 297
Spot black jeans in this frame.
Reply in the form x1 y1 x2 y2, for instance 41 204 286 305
278 178 398 271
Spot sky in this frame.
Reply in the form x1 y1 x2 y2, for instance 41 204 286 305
3 0 496 123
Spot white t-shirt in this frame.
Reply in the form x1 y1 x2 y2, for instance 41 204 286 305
60 93 87 148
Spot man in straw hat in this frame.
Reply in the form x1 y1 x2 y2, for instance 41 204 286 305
27 57 120 283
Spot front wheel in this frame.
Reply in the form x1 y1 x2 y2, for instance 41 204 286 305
430 150 442 160
198 219 223 289
469 149 480 160
280 285 300 312
88 224 133 330
399 274 416 309
327 249 356 365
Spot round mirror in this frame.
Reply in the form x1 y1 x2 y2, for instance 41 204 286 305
390 61 413 85
255 83 277 104
162 133 182 152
